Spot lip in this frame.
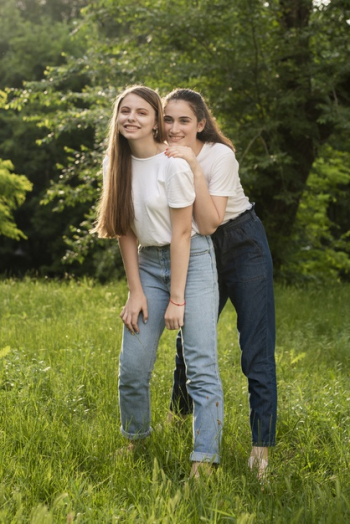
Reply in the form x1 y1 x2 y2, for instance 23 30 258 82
123 125 140 131
168 135 185 142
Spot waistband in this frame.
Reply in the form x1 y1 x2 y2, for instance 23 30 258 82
139 233 213 252
214 204 256 235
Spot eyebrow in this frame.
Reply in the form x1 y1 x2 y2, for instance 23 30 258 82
165 114 193 120
120 105 149 112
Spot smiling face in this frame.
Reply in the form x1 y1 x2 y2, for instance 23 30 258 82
164 99 205 150
117 93 157 142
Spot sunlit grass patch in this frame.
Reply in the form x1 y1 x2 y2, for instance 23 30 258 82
0 279 349 522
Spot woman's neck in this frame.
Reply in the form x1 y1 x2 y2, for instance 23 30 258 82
129 137 166 159
194 139 204 157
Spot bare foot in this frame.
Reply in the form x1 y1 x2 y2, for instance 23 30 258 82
114 440 147 458
114 442 136 456
248 446 268 481
190 461 213 479
166 411 174 424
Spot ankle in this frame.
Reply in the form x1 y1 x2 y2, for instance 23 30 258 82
190 461 213 479
250 446 268 461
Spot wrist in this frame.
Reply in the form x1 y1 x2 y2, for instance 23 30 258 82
170 292 185 303
190 161 202 175
169 298 186 307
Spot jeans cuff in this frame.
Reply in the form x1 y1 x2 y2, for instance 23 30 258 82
190 451 220 464
121 426 152 440
252 440 276 447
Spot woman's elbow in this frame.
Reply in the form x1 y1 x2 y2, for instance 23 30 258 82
198 219 221 236
173 226 192 243
198 225 215 236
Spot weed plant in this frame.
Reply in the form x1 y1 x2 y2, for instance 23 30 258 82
0 278 349 523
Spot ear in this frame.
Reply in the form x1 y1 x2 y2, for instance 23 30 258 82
152 124 159 138
197 119 206 133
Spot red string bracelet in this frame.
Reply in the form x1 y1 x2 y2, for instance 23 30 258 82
169 298 186 307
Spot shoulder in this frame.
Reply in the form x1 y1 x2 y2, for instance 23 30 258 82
204 142 236 160
165 156 192 175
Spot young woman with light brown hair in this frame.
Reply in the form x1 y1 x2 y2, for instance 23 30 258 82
93 85 223 477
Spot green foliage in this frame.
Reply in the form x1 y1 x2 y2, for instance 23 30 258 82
0 159 32 240
0 0 86 88
280 147 350 283
1 0 350 280
0 279 349 522
0 0 93 276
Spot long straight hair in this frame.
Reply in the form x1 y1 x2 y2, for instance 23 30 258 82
92 85 166 238
163 88 235 151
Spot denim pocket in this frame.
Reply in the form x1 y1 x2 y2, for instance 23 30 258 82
216 219 268 282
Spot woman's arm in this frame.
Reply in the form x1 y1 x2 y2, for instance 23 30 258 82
119 229 148 334
164 205 193 330
165 146 227 235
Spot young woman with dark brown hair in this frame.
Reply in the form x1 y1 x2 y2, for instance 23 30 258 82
164 88 277 480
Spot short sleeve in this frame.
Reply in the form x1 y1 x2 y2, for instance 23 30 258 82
165 158 195 208
208 149 238 197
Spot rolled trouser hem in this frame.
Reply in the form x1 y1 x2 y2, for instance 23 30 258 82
252 441 276 447
121 426 152 440
190 451 220 464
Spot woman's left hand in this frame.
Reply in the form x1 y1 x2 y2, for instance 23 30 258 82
164 301 185 330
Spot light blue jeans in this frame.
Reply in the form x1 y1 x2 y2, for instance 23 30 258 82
119 234 223 463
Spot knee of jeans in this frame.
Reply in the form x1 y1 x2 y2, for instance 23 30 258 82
119 368 151 391
119 355 151 388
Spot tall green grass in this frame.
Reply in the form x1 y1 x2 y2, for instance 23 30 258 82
0 278 349 523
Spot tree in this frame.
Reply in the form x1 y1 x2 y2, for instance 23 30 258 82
0 158 32 240
3 0 350 279
0 0 90 276
280 147 350 282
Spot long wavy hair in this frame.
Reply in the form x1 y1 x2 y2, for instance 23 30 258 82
92 85 166 238
163 88 235 151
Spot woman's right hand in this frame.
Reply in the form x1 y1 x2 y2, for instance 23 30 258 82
164 145 199 172
120 291 148 334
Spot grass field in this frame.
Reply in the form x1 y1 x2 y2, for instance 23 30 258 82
0 278 349 523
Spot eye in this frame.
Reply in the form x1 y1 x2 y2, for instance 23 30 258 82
164 116 172 123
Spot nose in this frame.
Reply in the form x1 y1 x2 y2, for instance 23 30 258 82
127 111 135 121
170 121 180 134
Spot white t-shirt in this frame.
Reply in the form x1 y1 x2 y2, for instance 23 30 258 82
103 153 195 247
196 143 251 224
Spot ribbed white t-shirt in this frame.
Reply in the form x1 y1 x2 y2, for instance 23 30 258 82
103 153 195 247
196 143 251 224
